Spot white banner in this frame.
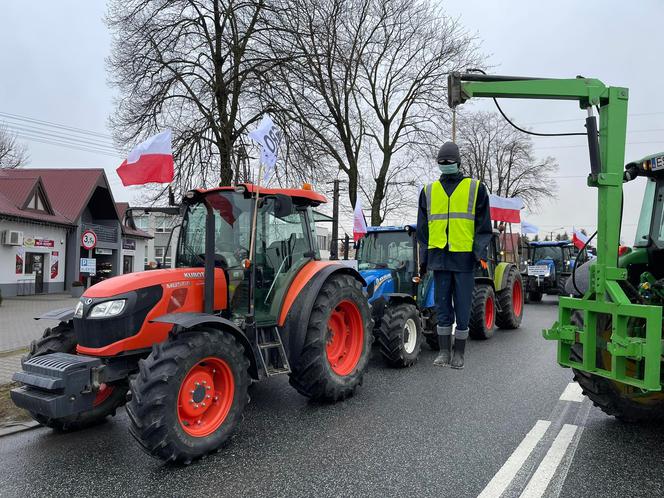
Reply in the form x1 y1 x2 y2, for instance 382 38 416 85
248 114 282 183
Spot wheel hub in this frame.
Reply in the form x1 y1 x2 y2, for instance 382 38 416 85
326 300 364 376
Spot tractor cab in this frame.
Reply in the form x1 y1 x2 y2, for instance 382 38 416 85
176 185 322 325
523 240 575 302
356 226 417 298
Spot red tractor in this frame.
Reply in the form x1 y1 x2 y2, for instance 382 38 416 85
12 185 372 463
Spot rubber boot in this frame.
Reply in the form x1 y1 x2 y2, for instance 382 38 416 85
433 326 452 367
451 337 466 370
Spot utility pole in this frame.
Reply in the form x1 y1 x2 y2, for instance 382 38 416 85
330 179 340 260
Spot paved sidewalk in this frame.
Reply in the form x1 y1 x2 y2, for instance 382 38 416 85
0 353 22 384
0 294 78 352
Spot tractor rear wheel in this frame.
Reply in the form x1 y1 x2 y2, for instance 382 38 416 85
127 329 250 463
571 313 664 423
289 274 372 401
469 285 496 340
376 302 422 367
496 267 524 329
23 322 127 431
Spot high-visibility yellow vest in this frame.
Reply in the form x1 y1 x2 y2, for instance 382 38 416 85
424 178 479 252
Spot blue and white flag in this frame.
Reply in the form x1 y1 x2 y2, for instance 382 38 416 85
520 220 539 234
248 114 282 183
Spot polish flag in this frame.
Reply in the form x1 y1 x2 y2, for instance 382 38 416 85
489 194 524 223
572 228 589 250
116 130 174 186
353 197 368 242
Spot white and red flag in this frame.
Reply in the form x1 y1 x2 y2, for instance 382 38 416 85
353 197 368 242
116 130 174 186
489 194 524 223
572 228 589 250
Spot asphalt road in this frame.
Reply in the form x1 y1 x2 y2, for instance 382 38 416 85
0 298 662 498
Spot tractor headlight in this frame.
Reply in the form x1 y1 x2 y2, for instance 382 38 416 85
74 301 83 318
89 299 126 318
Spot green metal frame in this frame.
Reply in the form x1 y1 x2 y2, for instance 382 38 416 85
450 73 663 391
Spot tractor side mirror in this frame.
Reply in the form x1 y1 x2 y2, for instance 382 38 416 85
268 194 293 218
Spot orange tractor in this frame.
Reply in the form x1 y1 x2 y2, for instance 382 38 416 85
12 185 372 463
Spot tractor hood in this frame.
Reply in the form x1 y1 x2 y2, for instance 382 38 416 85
83 267 226 298
533 259 556 275
360 268 393 288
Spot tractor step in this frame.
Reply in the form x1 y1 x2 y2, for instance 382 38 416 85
257 327 291 377
11 352 101 418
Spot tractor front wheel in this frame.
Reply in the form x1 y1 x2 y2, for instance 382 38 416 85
469 285 496 340
289 274 372 401
24 322 127 431
496 268 524 329
571 313 664 423
127 329 250 463
376 302 422 367
527 291 543 303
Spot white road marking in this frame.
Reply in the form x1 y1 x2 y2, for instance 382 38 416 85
519 424 578 498
559 382 585 403
477 420 551 498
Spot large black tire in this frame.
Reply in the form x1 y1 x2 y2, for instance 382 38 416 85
469 285 496 340
527 291 543 303
289 273 372 401
23 322 127 431
425 334 440 351
127 330 250 464
496 267 524 329
570 313 664 423
376 302 422 367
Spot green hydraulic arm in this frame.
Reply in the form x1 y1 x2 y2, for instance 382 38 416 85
448 72 662 391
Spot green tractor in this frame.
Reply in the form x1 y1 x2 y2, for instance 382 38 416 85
448 72 664 421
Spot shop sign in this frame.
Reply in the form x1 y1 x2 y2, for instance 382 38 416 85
23 237 55 248
122 238 136 250
80 258 96 275
96 248 113 255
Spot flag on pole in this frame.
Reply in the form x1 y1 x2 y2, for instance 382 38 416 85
248 114 282 183
489 194 524 223
572 228 590 250
520 220 539 234
353 197 368 242
116 130 174 186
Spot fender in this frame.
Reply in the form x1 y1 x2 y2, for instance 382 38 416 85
493 262 515 292
151 312 259 379
34 307 75 322
475 276 495 290
383 293 416 305
279 262 366 369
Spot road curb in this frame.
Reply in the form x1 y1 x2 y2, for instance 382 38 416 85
0 420 40 438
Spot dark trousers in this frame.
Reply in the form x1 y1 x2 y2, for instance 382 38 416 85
433 270 474 330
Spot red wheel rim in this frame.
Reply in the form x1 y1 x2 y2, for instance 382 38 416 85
93 383 114 407
326 300 364 376
485 295 495 330
177 357 235 437
512 279 523 317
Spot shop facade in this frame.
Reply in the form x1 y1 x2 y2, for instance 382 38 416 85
0 169 150 297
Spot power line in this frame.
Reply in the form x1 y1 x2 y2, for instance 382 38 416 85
12 135 122 158
0 110 114 140
523 111 664 127
3 123 120 153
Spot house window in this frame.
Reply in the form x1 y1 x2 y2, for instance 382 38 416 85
154 216 172 233
154 246 171 267
134 216 149 231
27 190 48 212
317 235 328 251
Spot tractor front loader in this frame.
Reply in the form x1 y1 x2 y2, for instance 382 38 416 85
448 72 664 421
12 185 373 463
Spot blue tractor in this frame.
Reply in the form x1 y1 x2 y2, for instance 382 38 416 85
356 225 524 367
523 240 577 302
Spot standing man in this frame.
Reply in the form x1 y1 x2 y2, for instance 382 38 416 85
417 142 492 369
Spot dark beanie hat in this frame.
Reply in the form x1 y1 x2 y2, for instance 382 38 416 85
437 142 460 164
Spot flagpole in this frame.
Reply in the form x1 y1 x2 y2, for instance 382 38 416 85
249 161 263 265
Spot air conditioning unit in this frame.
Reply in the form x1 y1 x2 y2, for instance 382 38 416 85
1 230 23 246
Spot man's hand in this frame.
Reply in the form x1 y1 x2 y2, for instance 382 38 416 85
480 259 488 270
419 264 427 276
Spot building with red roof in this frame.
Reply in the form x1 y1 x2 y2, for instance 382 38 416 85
0 168 150 297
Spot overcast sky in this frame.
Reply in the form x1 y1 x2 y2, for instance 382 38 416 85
1 0 663 243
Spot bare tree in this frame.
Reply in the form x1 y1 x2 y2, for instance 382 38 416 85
106 0 285 196
0 127 28 169
357 0 479 224
457 110 558 210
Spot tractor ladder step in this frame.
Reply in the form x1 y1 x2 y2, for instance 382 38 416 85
257 327 291 377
